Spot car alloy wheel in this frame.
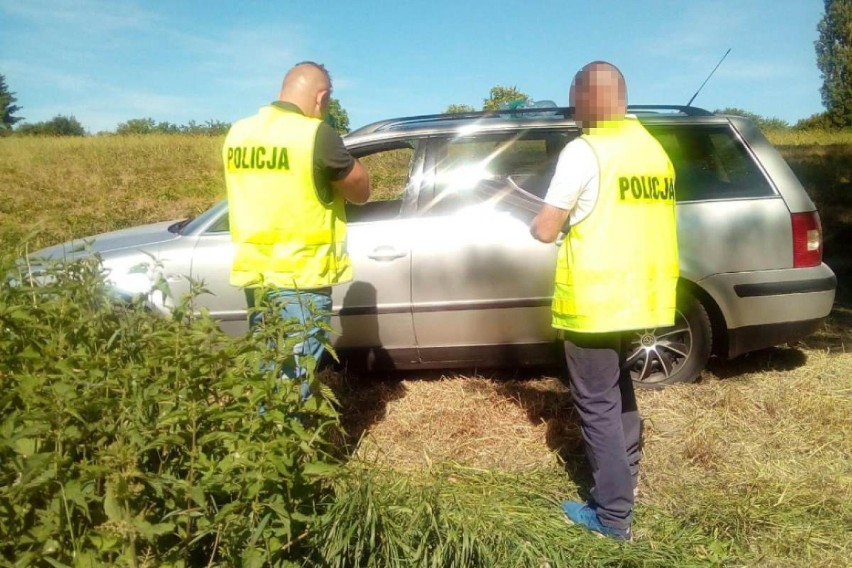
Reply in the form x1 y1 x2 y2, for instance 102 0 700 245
623 292 712 388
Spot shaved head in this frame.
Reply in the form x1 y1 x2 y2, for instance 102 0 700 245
569 61 627 128
278 61 333 119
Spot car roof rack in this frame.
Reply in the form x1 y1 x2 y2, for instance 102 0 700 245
350 105 713 135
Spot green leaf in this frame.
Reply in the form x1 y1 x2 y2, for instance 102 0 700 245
248 512 272 549
13 437 37 457
43 557 71 568
134 517 175 541
240 548 266 568
103 486 123 522
188 485 206 508
302 461 339 478
62 479 87 509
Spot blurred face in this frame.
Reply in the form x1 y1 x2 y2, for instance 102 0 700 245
570 66 626 128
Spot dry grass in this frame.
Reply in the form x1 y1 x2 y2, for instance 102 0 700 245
333 349 850 475
344 375 573 471
766 129 852 146
0 135 223 250
359 148 414 201
325 328 851 565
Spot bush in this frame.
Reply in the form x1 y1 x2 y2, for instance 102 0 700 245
115 119 230 136
15 115 86 137
0 249 340 566
794 111 837 130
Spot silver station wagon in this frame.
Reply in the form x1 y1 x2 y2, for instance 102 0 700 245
33 106 837 387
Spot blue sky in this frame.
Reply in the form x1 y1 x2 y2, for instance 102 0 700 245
0 0 827 133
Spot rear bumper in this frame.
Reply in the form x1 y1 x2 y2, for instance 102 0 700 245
696 263 836 358
727 317 827 359
732 275 836 297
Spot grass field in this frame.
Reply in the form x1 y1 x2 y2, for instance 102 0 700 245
1 132 850 566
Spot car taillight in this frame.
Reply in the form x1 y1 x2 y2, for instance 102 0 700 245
791 211 822 268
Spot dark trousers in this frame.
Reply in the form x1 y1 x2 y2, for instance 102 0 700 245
562 332 641 531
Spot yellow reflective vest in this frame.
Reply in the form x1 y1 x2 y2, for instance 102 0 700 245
552 118 679 333
223 106 352 289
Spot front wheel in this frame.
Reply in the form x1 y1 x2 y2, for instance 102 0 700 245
623 292 712 388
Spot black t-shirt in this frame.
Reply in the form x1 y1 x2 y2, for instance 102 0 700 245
270 101 355 203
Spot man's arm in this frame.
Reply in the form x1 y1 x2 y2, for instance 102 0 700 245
530 204 569 243
331 159 370 204
530 138 596 243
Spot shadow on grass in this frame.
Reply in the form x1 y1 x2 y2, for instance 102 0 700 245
797 302 852 352
701 298 850 381
493 375 595 490
322 370 408 455
706 347 809 381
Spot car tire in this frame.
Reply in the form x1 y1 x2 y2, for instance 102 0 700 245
622 292 712 388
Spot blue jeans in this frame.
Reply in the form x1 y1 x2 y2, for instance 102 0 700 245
246 287 332 400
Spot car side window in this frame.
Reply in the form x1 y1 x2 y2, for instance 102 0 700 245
422 132 570 216
347 142 417 222
206 212 230 233
647 125 775 201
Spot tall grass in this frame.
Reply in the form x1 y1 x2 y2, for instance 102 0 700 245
311 464 740 567
765 129 852 146
0 136 223 251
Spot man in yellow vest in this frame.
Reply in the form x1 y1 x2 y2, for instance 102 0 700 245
531 61 679 540
223 62 370 391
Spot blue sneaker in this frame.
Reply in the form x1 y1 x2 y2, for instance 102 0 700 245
561 501 631 541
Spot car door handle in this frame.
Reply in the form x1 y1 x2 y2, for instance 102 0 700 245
368 246 407 261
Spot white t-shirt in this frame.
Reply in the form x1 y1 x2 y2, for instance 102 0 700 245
543 137 599 227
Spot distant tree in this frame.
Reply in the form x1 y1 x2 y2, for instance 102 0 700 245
154 121 181 134
794 111 835 130
326 97 349 134
0 74 24 134
815 0 852 128
483 86 530 111
16 115 85 136
444 104 476 114
183 119 230 136
116 117 230 136
116 117 156 135
714 107 790 130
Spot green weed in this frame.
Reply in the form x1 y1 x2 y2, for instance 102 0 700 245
0 248 340 566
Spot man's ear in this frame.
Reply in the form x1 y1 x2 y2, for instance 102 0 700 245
317 90 330 116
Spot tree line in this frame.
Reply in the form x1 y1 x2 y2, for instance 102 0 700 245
1 0 850 136
443 84 840 132
0 79 351 137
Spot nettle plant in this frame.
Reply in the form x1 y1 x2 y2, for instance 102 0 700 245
0 249 340 567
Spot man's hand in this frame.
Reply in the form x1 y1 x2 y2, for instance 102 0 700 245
332 159 371 204
530 203 570 243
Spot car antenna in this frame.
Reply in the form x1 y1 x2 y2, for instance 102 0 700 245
686 48 731 107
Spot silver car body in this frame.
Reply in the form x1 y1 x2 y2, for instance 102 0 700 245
33 107 837 384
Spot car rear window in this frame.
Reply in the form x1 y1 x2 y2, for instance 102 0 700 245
646 124 776 201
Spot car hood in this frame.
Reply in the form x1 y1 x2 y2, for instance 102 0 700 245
30 220 184 261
